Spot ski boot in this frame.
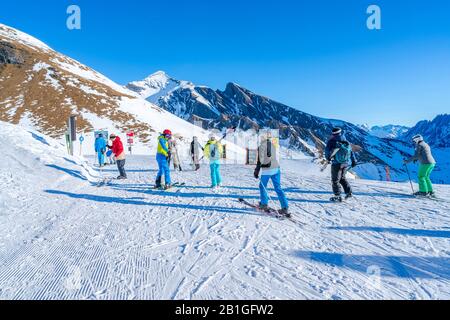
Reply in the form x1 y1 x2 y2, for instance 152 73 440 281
154 177 162 189
258 203 270 212
428 191 437 199
414 191 428 197
278 208 291 218
117 176 127 180
330 195 343 203
345 193 353 200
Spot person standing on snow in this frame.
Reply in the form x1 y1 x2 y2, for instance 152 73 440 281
155 130 172 189
169 138 182 172
190 136 203 171
325 127 357 202
106 137 116 165
108 134 127 180
94 133 107 167
204 134 223 188
403 134 437 197
254 131 290 217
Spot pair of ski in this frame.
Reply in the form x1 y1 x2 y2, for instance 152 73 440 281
238 198 304 226
96 177 116 187
153 182 186 191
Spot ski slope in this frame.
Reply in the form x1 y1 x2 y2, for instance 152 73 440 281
1 123 450 300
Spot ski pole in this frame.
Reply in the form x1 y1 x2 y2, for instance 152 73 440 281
404 163 415 194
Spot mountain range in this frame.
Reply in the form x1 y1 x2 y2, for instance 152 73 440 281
1 23 449 183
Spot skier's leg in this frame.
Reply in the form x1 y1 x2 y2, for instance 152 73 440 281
163 158 171 185
425 164 435 193
97 152 102 167
340 167 352 195
331 164 342 196
156 156 164 186
216 163 222 185
271 172 289 209
418 164 429 193
210 163 217 187
259 175 270 206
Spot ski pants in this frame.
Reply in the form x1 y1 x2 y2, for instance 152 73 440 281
97 152 105 167
156 154 171 185
117 159 127 178
331 164 352 196
259 172 289 209
210 162 222 187
418 163 435 193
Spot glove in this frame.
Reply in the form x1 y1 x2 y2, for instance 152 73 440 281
351 161 357 168
254 166 261 179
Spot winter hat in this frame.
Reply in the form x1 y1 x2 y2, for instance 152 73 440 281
412 134 424 144
332 127 342 135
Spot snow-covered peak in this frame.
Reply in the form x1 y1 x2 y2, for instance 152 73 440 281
366 124 410 139
0 23 52 52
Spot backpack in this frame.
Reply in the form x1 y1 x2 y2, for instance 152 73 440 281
260 140 272 168
210 143 217 159
334 141 352 164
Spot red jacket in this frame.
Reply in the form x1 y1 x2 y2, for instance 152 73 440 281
111 137 125 159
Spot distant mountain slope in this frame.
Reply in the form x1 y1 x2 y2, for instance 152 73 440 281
128 72 419 181
402 114 450 148
359 124 410 139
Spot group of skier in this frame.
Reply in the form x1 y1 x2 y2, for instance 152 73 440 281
96 125 437 218
94 133 127 180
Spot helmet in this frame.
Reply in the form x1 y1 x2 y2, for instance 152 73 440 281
412 134 423 144
163 129 172 136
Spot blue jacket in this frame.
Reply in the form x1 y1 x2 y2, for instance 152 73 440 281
325 134 357 166
95 137 107 153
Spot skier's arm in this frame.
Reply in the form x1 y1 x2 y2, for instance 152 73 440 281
324 140 334 161
405 146 419 163
254 147 261 179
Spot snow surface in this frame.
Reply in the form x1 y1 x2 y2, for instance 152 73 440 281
1 121 449 300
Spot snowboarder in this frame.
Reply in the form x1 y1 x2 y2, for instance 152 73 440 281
253 131 289 217
403 134 437 197
155 130 172 189
169 138 182 172
108 134 127 180
190 136 203 171
94 133 107 167
204 134 223 188
325 127 357 202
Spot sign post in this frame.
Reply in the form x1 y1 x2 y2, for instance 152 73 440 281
79 135 85 156
67 116 77 156
126 131 135 155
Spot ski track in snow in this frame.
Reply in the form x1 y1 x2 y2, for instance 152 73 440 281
1 156 450 300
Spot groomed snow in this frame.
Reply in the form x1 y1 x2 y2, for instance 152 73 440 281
1 122 449 300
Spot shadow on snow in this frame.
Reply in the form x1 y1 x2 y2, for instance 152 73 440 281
329 226 450 239
44 190 262 217
294 251 450 279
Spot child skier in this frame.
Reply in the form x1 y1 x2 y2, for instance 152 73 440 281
403 134 437 197
324 127 357 202
108 134 127 180
94 133 107 167
155 130 172 189
253 131 290 217
204 134 223 188
190 136 203 171
169 138 182 172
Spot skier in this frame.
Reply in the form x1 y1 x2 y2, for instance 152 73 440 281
403 134 437 197
204 134 223 189
325 127 357 202
94 133 107 167
155 130 172 189
108 134 127 180
106 137 116 165
253 131 290 217
169 138 182 172
190 136 203 171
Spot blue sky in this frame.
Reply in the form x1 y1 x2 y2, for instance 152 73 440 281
1 0 450 126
